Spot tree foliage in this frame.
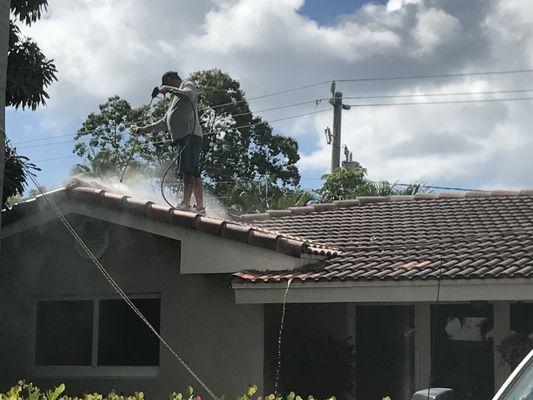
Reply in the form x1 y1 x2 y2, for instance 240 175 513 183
2 143 40 208
3 0 55 208
73 69 302 213
319 167 427 202
7 0 57 110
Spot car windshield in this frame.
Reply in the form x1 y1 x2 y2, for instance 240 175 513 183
502 358 533 400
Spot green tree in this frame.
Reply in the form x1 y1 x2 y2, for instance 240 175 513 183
3 142 40 208
72 69 302 213
190 69 300 192
7 0 57 110
319 167 426 202
2 0 56 209
72 96 154 178
224 181 315 214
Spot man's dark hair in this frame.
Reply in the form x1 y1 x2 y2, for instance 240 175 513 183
162 71 181 85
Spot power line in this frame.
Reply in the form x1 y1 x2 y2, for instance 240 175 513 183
12 132 83 145
18 109 331 150
12 68 533 146
341 88 533 100
367 181 486 192
230 108 330 130
336 68 533 83
17 137 89 150
203 67 533 110
16 85 533 147
201 80 330 111
13 99 323 146
34 155 78 163
12 128 99 146
346 96 533 108
231 99 322 118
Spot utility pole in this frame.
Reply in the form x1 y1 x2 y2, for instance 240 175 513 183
0 0 10 248
329 81 351 171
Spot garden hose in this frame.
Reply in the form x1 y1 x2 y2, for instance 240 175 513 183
119 89 197 209
159 91 197 208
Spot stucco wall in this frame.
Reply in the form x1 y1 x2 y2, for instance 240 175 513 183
0 214 264 398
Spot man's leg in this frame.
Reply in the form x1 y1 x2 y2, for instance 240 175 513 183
181 172 194 207
193 177 204 209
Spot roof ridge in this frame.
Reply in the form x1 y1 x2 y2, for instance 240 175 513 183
239 189 533 221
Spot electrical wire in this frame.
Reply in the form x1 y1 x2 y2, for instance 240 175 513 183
347 96 533 108
427 258 444 399
336 68 533 83
201 80 330 111
87 109 331 150
14 99 324 146
34 155 78 163
341 88 533 100
17 137 91 150
24 170 219 400
230 99 322 118
229 108 330 131
15 89 533 148
382 182 485 192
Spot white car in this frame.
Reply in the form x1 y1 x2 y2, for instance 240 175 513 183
492 348 533 400
412 348 533 400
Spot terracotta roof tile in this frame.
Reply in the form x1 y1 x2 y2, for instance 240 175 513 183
3 179 331 259
232 190 533 283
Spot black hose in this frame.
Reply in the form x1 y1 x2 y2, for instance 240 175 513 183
159 91 197 208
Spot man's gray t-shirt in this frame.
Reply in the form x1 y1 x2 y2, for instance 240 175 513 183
144 79 202 141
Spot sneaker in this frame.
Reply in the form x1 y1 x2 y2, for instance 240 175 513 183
192 205 206 216
175 203 192 212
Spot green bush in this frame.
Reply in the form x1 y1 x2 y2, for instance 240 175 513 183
0 381 336 400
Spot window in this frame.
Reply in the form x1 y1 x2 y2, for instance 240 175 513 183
36 300 93 366
431 303 494 400
98 299 160 366
356 305 415 400
35 297 160 368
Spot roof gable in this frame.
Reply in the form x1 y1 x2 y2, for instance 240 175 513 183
1 180 336 265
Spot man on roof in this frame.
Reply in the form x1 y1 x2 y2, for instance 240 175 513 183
134 71 205 215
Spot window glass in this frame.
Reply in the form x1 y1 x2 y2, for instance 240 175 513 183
431 303 494 400
97 298 160 366
35 300 93 366
501 303 533 370
356 305 415 400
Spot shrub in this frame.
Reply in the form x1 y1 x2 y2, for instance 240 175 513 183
0 381 335 400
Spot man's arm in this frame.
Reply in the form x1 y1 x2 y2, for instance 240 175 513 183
134 116 166 135
141 117 167 133
160 81 198 103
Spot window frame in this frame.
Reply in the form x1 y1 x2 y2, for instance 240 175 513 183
31 293 161 378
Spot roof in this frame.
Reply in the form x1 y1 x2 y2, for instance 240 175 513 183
1 179 336 259
233 190 533 283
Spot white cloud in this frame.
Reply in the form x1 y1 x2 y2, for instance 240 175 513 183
412 7 461 55
10 0 533 190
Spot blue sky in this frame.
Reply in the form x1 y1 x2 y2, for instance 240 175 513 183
299 0 387 25
7 0 533 195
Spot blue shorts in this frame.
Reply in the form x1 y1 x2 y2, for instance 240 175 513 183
173 135 203 178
